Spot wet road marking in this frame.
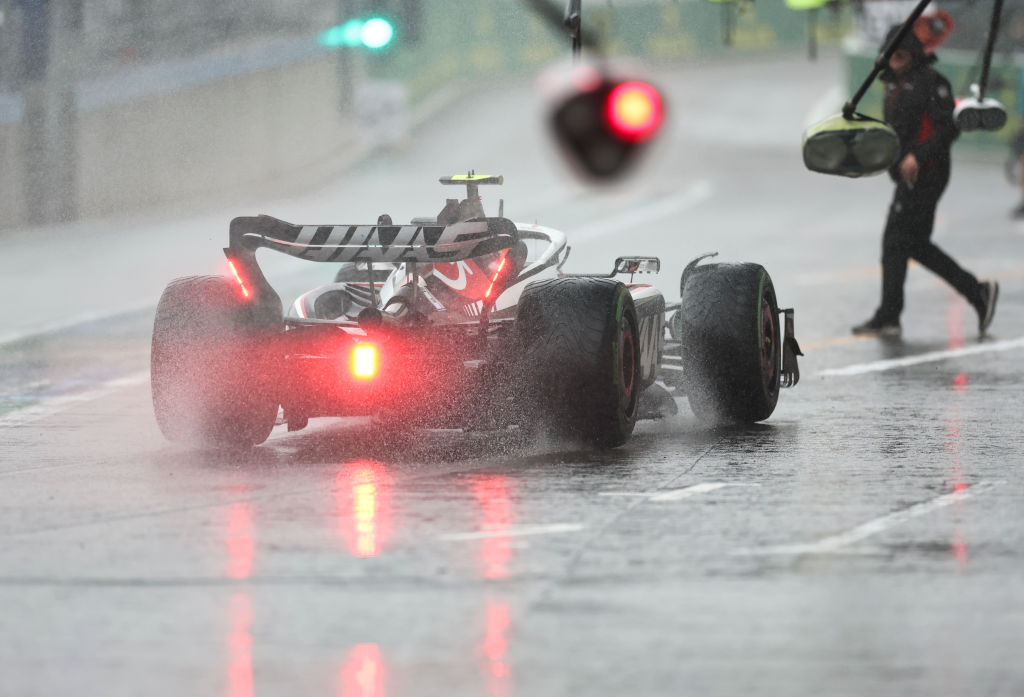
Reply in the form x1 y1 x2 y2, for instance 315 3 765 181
571 180 714 242
438 523 585 541
0 372 149 427
801 335 873 351
737 481 998 556
819 337 1024 377
600 482 758 501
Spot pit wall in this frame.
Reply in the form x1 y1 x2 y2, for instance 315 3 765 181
0 1 843 231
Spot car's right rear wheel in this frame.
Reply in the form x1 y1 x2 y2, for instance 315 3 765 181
151 275 280 449
514 277 640 449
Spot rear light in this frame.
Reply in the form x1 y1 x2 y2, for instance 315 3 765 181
226 259 250 299
484 253 509 300
352 344 378 379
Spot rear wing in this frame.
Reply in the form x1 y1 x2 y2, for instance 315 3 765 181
224 215 519 321
228 214 518 263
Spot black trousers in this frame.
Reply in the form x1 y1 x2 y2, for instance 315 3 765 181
877 163 981 322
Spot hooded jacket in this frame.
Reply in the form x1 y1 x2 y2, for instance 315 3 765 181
879 25 959 183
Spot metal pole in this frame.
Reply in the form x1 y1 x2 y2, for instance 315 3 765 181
564 0 581 62
843 0 933 118
977 0 1005 99
19 0 49 225
337 0 355 113
808 8 818 62
44 0 79 222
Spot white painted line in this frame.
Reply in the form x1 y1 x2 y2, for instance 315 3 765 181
438 523 584 542
0 372 150 428
819 337 1024 377
737 481 997 557
650 482 757 501
571 181 714 243
599 482 758 501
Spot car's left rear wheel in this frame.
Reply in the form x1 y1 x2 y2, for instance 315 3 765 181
151 275 280 449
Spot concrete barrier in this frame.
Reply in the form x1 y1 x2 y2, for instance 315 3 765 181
1 39 358 231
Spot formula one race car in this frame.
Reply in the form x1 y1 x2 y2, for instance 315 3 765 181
151 173 801 450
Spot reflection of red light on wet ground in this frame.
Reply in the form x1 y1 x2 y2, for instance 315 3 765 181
337 462 392 558
225 502 254 580
473 476 514 580
947 302 963 350
354 477 378 558
946 300 968 390
952 531 969 566
481 600 512 697
341 643 386 697
227 593 253 697
945 418 969 570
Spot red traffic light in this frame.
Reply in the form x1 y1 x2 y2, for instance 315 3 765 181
550 76 665 180
605 81 663 143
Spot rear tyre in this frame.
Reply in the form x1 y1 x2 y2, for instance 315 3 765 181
679 263 781 424
515 277 640 448
151 275 280 449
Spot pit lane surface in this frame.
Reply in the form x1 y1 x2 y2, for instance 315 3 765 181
3 52 1024 696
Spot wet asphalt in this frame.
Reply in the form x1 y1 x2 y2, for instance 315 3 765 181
2 52 1024 696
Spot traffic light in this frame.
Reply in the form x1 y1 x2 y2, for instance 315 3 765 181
551 77 664 180
319 16 395 50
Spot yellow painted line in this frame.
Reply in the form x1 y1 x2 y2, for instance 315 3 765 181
800 335 874 351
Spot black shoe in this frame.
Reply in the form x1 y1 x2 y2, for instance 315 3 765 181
1012 203 1024 219
851 316 901 337
976 280 999 336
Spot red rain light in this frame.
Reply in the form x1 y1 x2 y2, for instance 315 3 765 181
226 259 250 299
605 81 662 143
352 344 378 379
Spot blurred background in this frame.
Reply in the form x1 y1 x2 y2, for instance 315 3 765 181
3 0 1020 232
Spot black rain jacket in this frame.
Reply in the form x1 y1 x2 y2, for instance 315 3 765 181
881 62 959 185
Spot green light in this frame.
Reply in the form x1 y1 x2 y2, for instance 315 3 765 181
342 19 365 46
319 19 365 48
360 17 394 49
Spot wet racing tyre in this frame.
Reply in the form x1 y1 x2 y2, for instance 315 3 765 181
151 275 280 449
679 262 781 424
515 277 640 448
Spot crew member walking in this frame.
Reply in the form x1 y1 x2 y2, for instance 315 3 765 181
853 25 998 338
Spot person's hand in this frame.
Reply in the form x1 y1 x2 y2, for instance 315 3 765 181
899 153 919 186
